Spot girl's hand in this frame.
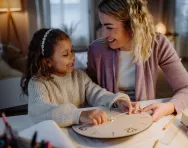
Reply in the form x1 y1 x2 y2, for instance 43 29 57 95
143 102 175 122
79 109 107 125
115 99 142 114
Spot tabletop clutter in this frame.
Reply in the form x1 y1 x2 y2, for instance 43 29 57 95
0 107 188 148
0 113 54 148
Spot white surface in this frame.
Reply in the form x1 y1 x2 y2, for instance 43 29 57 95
0 99 188 148
0 77 28 109
159 116 181 145
19 120 75 148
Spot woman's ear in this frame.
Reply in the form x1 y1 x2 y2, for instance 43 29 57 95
124 20 133 37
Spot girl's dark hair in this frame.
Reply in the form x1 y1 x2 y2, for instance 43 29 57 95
21 28 70 95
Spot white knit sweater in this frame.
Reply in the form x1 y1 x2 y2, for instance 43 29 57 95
28 69 130 127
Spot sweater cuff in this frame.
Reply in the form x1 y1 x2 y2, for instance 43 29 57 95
170 95 188 114
73 109 82 125
108 93 130 109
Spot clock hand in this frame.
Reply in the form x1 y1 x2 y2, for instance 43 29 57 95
109 112 128 121
109 108 143 121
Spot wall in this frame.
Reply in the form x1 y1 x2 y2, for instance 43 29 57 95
147 0 164 24
0 77 28 109
95 0 174 39
0 0 29 55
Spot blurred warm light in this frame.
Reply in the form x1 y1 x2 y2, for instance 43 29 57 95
0 0 22 12
0 0 22 50
155 22 167 35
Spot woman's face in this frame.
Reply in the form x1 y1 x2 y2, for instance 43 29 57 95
49 39 75 76
99 12 132 50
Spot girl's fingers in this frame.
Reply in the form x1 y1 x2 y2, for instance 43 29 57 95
95 115 102 124
91 118 98 125
91 110 107 125
139 106 143 112
101 112 107 123
133 103 140 113
126 101 133 114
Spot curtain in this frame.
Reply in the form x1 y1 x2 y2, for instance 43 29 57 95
175 0 188 58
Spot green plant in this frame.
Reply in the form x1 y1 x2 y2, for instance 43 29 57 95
61 22 79 36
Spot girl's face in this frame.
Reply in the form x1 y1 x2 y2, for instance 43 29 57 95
49 39 75 76
99 12 132 51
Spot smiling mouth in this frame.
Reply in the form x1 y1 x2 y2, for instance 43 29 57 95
108 39 115 43
67 63 74 68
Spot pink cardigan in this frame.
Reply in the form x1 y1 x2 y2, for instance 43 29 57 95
87 33 188 113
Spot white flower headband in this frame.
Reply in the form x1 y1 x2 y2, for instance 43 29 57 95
41 28 54 56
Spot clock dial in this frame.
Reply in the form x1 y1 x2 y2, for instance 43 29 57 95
72 107 152 138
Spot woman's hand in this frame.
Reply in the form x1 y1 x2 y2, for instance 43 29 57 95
115 99 141 114
79 109 107 125
143 102 175 122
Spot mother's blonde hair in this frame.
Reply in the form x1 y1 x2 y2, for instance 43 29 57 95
98 0 156 62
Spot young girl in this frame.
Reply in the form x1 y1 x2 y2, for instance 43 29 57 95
21 28 140 127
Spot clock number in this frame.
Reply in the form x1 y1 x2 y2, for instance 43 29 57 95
112 132 115 136
124 127 137 133
79 126 87 131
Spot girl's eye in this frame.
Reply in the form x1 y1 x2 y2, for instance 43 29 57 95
63 54 68 56
107 27 113 30
71 49 75 53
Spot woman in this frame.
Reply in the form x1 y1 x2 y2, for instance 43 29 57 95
87 0 188 121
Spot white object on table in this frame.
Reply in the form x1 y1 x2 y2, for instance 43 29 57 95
18 120 76 148
182 108 188 127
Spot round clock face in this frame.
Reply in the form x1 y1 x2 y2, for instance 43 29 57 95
72 107 152 138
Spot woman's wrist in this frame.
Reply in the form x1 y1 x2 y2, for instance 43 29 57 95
166 102 176 115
